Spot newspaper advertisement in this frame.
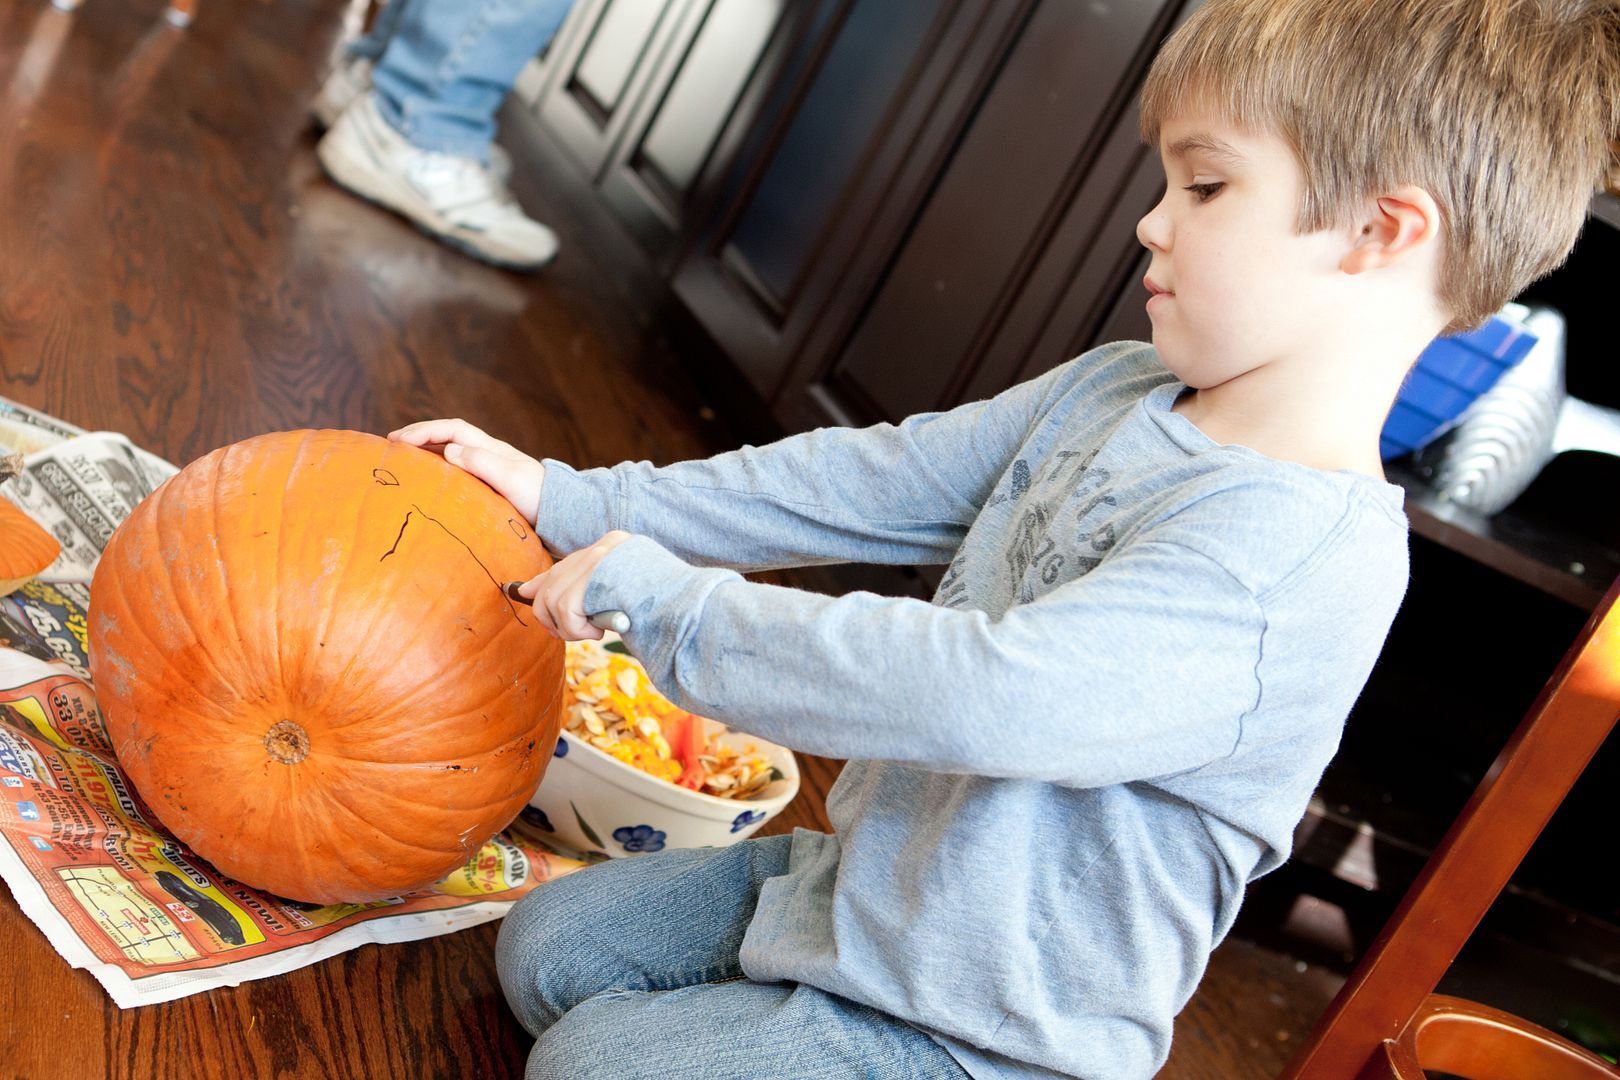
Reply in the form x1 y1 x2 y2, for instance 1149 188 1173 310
1 429 179 585
0 400 591 1007
1 394 85 455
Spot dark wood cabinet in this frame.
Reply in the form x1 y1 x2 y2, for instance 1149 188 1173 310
524 0 1189 418
795 0 1178 427
671 0 1015 401
523 0 689 178
526 0 826 264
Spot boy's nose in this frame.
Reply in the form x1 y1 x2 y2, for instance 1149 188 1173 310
1136 192 1170 251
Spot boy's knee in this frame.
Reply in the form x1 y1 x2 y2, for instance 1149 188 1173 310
521 993 644 1080
495 874 601 1035
497 870 589 959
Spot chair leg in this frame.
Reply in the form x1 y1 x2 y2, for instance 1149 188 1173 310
1278 576 1620 1079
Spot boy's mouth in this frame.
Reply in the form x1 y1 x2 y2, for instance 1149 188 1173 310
1143 276 1171 298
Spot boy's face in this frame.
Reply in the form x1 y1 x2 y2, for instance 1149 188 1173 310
1136 109 1352 389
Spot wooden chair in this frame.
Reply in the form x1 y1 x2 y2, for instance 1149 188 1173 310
1278 574 1620 1080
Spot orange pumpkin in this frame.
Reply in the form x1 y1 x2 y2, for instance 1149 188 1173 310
87 430 564 903
0 495 61 598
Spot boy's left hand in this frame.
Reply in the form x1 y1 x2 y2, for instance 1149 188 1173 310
512 531 633 640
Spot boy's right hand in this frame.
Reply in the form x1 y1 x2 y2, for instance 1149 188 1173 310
388 419 545 523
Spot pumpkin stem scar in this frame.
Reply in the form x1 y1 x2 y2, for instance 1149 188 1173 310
264 719 311 764
379 506 529 626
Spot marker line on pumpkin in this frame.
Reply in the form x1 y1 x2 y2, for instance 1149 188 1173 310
379 513 412 562
380 507 529 626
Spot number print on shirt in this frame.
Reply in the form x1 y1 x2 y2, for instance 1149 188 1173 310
1007 501 1054 591
995 448 1121 602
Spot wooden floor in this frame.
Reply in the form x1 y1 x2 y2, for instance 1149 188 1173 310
0 0 1348 1074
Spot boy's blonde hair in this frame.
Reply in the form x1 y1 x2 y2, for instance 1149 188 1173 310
1140 0 1620 333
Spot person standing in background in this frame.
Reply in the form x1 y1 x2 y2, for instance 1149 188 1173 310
311 0 577 270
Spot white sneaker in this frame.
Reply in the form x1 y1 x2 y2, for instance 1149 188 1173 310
310 55 514 184
310 56 374 130
317 93 558 270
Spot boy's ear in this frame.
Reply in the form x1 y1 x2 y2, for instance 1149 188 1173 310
1340 185 1441 275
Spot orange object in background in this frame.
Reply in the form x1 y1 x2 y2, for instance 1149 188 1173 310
661 709 707 790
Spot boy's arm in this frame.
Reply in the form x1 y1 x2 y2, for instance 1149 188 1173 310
536 354 1093 571
583 533 1267 789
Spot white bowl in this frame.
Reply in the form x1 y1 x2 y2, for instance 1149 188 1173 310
523 723 800 858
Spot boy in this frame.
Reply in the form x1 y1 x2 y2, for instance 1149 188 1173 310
392 0 1620 1075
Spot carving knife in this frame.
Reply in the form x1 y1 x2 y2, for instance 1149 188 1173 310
503 580 631 634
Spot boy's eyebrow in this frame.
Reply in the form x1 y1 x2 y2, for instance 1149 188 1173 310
1164 133 1246 165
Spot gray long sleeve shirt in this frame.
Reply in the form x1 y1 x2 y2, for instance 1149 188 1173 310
534 341 1409 1079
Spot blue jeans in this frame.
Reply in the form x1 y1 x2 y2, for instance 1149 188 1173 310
495 835 970 1079
349 0 575 160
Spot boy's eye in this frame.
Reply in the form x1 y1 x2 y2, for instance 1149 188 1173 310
1184 181 1224 202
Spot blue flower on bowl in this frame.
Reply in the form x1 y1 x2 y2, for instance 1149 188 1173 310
612 824 666 853
521 805 555 832
731 809 767 834
553 736 568 757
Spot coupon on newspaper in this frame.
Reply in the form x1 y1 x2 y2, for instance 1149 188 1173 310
0 407 590 1008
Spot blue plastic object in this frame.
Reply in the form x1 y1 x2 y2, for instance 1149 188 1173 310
1379 309 1539 460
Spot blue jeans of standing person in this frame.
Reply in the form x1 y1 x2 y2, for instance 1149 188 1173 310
347 0 575 162
495 834 970 1079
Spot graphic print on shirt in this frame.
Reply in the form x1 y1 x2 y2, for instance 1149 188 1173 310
999 449 1121 603
983 458 1032 509
936 560 969 608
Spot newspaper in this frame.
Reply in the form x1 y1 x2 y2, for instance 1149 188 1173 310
0 394 86 454
1 425 179 584
0 397 590 1007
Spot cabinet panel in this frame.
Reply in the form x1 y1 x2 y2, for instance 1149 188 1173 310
721 1 947 313
531 0 698 178
907 104 1167 410
1091 249 1154 350
670 0 1038 404
818 0 1175 425
574 0 666 116
638 0 787 199
594 0 817 259
984 133 1166 393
